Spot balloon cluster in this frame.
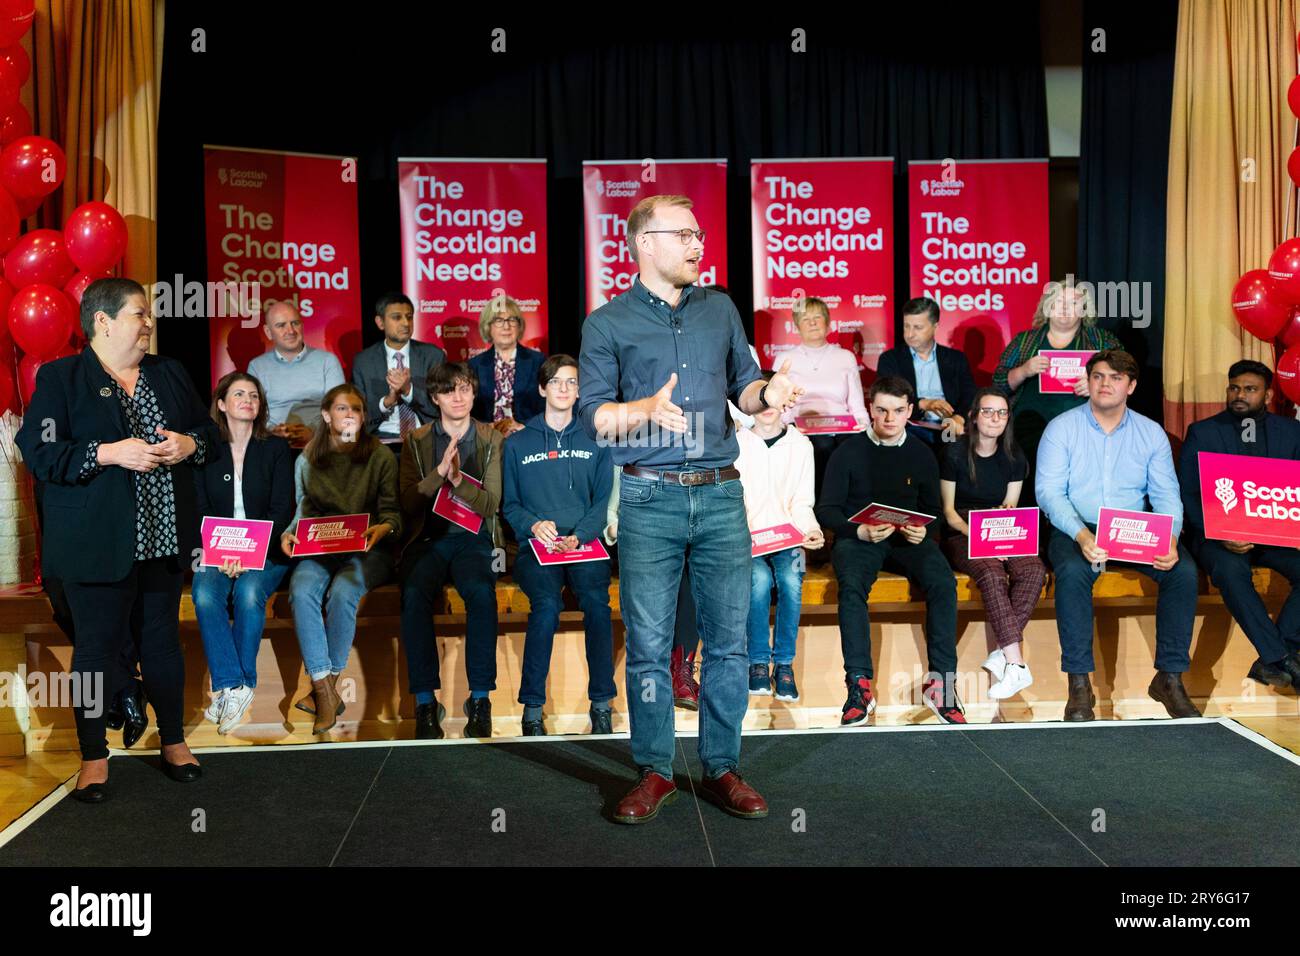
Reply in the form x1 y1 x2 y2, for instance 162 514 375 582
1230 54 1300 405
0 0 129 414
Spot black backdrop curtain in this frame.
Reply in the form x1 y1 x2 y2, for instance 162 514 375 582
159 6 1048 392
1077 0 1179 423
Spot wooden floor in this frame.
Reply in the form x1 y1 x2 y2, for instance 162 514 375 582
3 714 1298 838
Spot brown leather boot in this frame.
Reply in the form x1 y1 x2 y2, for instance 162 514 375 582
1064 673 1096 721
671 645 700 710
327 672 346 716
294 686 317 716
1148 671 1200 718
312 678 341 734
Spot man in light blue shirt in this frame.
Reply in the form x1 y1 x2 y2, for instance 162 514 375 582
248 301 345 446
1036 349 1199 721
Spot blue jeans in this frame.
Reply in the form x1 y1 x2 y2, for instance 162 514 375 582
1049 527 1195 674
513 544 615 706
289 547 394 680
748 549 804 665
617 472 751 780
192 562 289 690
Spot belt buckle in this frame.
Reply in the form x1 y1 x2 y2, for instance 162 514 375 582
680 470 709 486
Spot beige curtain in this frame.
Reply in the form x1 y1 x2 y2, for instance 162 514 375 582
1165 0 1298 438
24 0 161 286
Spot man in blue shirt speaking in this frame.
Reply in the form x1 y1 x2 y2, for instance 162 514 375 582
579 194 802 825
1036 349 1200 722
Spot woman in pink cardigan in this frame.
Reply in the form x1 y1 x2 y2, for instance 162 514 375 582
780 297 868 494
737 371 825 702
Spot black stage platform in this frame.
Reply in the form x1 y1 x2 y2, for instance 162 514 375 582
3 719 1296 867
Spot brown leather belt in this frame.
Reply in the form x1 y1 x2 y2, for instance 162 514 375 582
622 464 740 486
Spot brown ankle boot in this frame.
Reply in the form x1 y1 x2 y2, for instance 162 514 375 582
1064 673 1096 721
326 673 346 716
312 678 341 734
294 685 317 716
1148 671 1200 718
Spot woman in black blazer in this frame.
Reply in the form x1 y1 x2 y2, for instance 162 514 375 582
192 371 295 736
15 278 218 802
468 294 545 433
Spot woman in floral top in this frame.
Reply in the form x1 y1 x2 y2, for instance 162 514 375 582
468 294 545 436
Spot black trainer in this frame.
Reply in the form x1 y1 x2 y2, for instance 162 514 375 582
521 714 547 736
841 674 876 726
463 697 493 738
415 701 446 739
589 705 613 735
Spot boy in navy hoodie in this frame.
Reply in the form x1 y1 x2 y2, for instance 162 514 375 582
503 354 615 735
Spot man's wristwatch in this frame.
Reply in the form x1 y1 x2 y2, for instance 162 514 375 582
758 384 771 409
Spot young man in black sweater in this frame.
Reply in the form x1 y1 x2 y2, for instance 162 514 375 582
815 376 964 725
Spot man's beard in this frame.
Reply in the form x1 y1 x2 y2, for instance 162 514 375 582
1227 402 1263 420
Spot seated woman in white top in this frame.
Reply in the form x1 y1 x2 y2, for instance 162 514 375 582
779 296 868 494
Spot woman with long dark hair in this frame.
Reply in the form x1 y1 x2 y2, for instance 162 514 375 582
281 384 401 734
192 372 295 735
939 387 1047 699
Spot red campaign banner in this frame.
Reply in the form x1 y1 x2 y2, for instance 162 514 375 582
398 159 548 362
907 159 1050 383
203 146 362 387
582 160 727 313
751 158 894 374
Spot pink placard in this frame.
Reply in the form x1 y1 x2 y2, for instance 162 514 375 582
292 514 370 556
201 517 274 571
849 502 935 528
432 473 484 534
750 522 805 557
794 414 860 435
1198 451 1300 548
1095 507 1174 565
1038 350 1095 394
967 508 1039 559
528 537 611 565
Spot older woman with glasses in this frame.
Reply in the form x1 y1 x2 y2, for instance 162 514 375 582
992 280 1123 480
468 293 546 436
939 387 1046 700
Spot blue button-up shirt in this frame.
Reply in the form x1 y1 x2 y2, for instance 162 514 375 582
910 346 944 421
578 278 761 469
1036 402 1183 540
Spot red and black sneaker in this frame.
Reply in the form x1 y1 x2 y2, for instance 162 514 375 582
841 674 877 726
922 677 967 724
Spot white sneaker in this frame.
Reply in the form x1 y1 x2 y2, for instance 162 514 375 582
204 690 228 724
982 648 1007 682
988 663 1033 700
218 685 255 735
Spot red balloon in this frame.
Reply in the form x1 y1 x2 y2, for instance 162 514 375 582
0 187 16 255
1267 239 1300 303
3 228 74 288
0 44 30 86
0 102 30 146
0 59 18 111
64 202 128 273
1280 306 1300 349
63 269 110 305
1231 269 1290 339
0 136 66 206
1276 343 1300 404
0 0 34 48
7 283 75 359
1289 147 1300 188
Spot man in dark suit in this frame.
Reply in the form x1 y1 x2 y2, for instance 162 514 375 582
351 292 446 453
1178 359 1300 688
876 297 977 445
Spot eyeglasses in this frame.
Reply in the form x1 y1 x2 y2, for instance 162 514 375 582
546 377 578 390
641 228 706 245
489 316 520 327
977 407 1010 419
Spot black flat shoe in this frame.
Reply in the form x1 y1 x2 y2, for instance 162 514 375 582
160 756 202 783
72 782 108 804
120 682 149 749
